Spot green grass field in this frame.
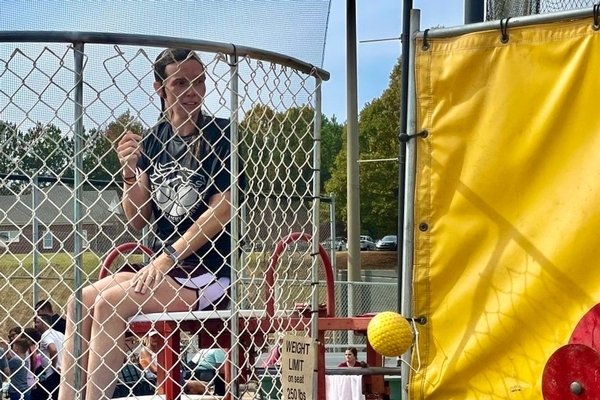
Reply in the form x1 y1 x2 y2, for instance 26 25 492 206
0 250 288 336
0 251 144 336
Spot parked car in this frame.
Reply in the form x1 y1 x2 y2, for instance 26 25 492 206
320 237 347 251
241 242 264 252
345 235 376 251
376 235 398 251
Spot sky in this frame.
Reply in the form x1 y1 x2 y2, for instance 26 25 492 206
321 0 465 121
0 0 467 130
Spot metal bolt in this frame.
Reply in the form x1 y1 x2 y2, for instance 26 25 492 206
419 223 428 232
570 381 583 395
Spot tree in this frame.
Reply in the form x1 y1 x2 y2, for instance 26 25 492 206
240 104 317 197
239 104 277 197
325 58 401 238
0 120 26 195
20 123 74 184
320 115 344 193
240 104 344 198
82 110 144 186
0 111 144 194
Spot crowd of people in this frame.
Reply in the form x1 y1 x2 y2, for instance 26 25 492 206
1 301 366 400
0 300 66 400
1 300 231 399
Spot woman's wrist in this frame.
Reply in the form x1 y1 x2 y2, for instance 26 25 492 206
155 253 177 273
122 166 138 185
122 175 136 185
162 245 181 266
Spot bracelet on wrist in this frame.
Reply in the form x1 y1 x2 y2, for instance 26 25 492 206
122 175 137 186
163 245 180 266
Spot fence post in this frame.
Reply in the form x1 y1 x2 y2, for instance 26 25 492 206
32 173 39 306
72 40 86 395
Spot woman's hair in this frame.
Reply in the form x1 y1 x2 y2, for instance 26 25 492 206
153 48 202 83
346 347 358 357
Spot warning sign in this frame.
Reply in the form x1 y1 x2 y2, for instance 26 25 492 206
281 334 315 400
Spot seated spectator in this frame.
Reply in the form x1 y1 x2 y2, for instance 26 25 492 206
137 331 158 385
6 327 22 359
35 300 66 334
138 331 223 395
261 338 282 368
186 348 226 395
8 338 31 400
112 358 154 398
338 347 367 368
8 327 38 400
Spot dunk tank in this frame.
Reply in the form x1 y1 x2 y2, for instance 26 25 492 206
0 1 405 399
3 1 600 399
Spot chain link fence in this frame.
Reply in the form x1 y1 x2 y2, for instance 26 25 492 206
486 0 597 19
0 33 333 400
330 275 399 350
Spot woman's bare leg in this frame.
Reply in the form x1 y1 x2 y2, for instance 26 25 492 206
84 277 197 400
58 273 133 400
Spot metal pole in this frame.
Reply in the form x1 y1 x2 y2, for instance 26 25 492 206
32 173 39 306
329 193 337 280
418 6 597 39
346 0 360 272
398 0 413 314
400 9 420 400
311 78 323 400
465 0 486 23
72 41 85 395
329 193 338 348
346 0 360 339
228 53 240 399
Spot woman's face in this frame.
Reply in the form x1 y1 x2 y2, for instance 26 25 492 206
150 336 158 350
159 58 206 125
344 350 356 365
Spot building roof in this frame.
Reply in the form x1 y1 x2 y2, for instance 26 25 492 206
0 185 122 226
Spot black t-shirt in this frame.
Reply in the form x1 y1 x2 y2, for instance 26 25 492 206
137 115 235 277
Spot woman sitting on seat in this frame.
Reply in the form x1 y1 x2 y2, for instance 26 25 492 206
58 48 241 400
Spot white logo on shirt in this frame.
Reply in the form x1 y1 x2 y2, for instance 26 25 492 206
151 162 208 221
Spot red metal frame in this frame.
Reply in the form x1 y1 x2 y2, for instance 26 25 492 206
101 235 380 400
99 242 154 280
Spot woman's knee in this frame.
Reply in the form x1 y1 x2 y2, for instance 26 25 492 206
66 284 97 317
92 283 137 319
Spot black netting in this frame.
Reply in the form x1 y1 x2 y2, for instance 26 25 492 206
0 0 330 68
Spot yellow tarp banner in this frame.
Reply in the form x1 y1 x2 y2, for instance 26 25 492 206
412 17 600 399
